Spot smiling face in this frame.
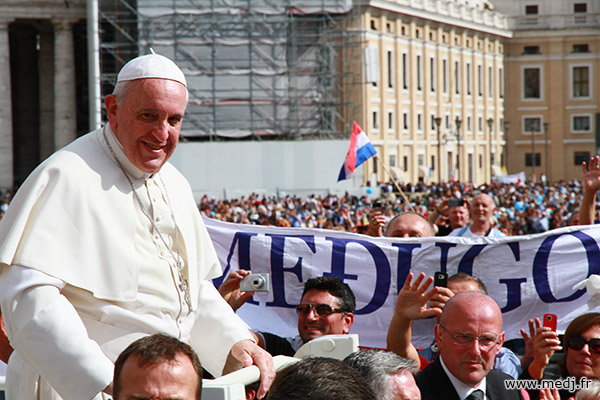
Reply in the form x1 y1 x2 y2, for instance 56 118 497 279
435 292 504 387
470 194 495 225
565 325 600 379
106 78 187 174
297 289 354 343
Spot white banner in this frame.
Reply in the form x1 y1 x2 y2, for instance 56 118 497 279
205 217 600 349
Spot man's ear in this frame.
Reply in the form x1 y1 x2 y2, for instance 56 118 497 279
342 312 354 333
495 332 505 356
105 94 118 127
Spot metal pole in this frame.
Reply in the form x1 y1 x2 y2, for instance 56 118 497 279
531 129 535 180
544 122 549 182
435 117 442 183
86 0 101 130
487 118 493 183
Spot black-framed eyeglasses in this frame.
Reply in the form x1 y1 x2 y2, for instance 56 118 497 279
295 303 347 318
567 335 600 354
439 325 500 350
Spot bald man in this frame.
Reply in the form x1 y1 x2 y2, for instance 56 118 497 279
415 292 522 400
448 194 504 237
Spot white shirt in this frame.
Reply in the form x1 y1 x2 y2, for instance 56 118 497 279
440 356 488 400
0 126 252 400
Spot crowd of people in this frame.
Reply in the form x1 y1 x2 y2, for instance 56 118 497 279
1 52 600 400
196 176 597 237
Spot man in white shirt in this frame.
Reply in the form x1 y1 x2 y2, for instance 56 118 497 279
0 54 274 400
448 194 504 237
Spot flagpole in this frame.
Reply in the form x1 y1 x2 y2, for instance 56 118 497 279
374 156 415 213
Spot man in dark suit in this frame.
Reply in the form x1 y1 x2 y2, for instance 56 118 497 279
416 291 523 400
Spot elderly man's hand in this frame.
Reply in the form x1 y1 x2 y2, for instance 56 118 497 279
228 339 275 399
218 269 255 312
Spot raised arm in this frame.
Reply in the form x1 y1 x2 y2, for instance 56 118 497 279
580 155 600 225
386 272 452 367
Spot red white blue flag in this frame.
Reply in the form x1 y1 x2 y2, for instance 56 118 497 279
338 122 377 181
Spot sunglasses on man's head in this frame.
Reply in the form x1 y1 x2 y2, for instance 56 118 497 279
295 303 346 317
567 335 600 353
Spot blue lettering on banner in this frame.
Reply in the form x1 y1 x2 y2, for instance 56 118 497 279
326 237 391 315
391 243 421 291
534 231 600 303
213 231 257 288
457 244 487 276
266 234 316 308
499 278 527 313
435 242 456 273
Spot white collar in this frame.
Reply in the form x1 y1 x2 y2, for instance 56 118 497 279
440 356 487 400
102 124 151 181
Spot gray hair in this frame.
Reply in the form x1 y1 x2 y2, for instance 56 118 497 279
344 350 417 400
576 379 600 400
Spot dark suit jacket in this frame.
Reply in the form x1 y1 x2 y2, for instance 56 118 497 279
416 360 524 400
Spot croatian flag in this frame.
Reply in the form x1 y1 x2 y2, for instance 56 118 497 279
338 122 377 181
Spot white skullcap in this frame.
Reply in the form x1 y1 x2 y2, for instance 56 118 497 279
117 53 187 87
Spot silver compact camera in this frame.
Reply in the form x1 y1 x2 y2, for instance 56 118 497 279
239 273 270 292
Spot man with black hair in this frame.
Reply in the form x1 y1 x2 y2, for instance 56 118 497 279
113 334 203 400
219 273 355 356
266 357 376 400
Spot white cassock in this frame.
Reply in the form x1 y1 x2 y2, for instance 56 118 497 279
0 126 252 400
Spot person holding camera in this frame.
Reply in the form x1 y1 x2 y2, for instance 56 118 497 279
219 273 355 357
448 194 504 237
428 198 471 237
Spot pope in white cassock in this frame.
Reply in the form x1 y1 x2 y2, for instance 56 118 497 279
0 54 274 400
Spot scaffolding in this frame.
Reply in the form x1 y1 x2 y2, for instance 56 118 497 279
99 0 363 140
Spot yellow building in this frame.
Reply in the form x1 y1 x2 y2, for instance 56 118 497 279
495 0 600 182
356 0 511 185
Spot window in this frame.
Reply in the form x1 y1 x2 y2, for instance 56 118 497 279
417 113 422 131
479 154 483 168
431 155 435 170
525 5 538 14
573 66 589 97
402 53 408 89
478 117 483 132
524 68 540 98
575 152 590 165
417 55 422 91
388 111 394 132
574 3 587 12
370 20 377 30
488 66 493 97
477 65 482 96
430 57 436 92
573 44 589 53
373 111 379 130
389 154 397 168
524 117 541 132
467 116 472 132
403 113 409 130
401 26 406 36
525 153 541 167
373 157 378 173
523 46 540 54
573 115 591 131
443 59 448 93
386 23 392 33
403 156 408 172
387 51 394 88
431 114 436 130
418 154 424 168
455 61 460 94
466 63 472 95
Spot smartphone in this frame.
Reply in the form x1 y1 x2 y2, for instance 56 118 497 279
448 198 464 207
543 313 557 332
434 271 448 287
372 201 382 211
